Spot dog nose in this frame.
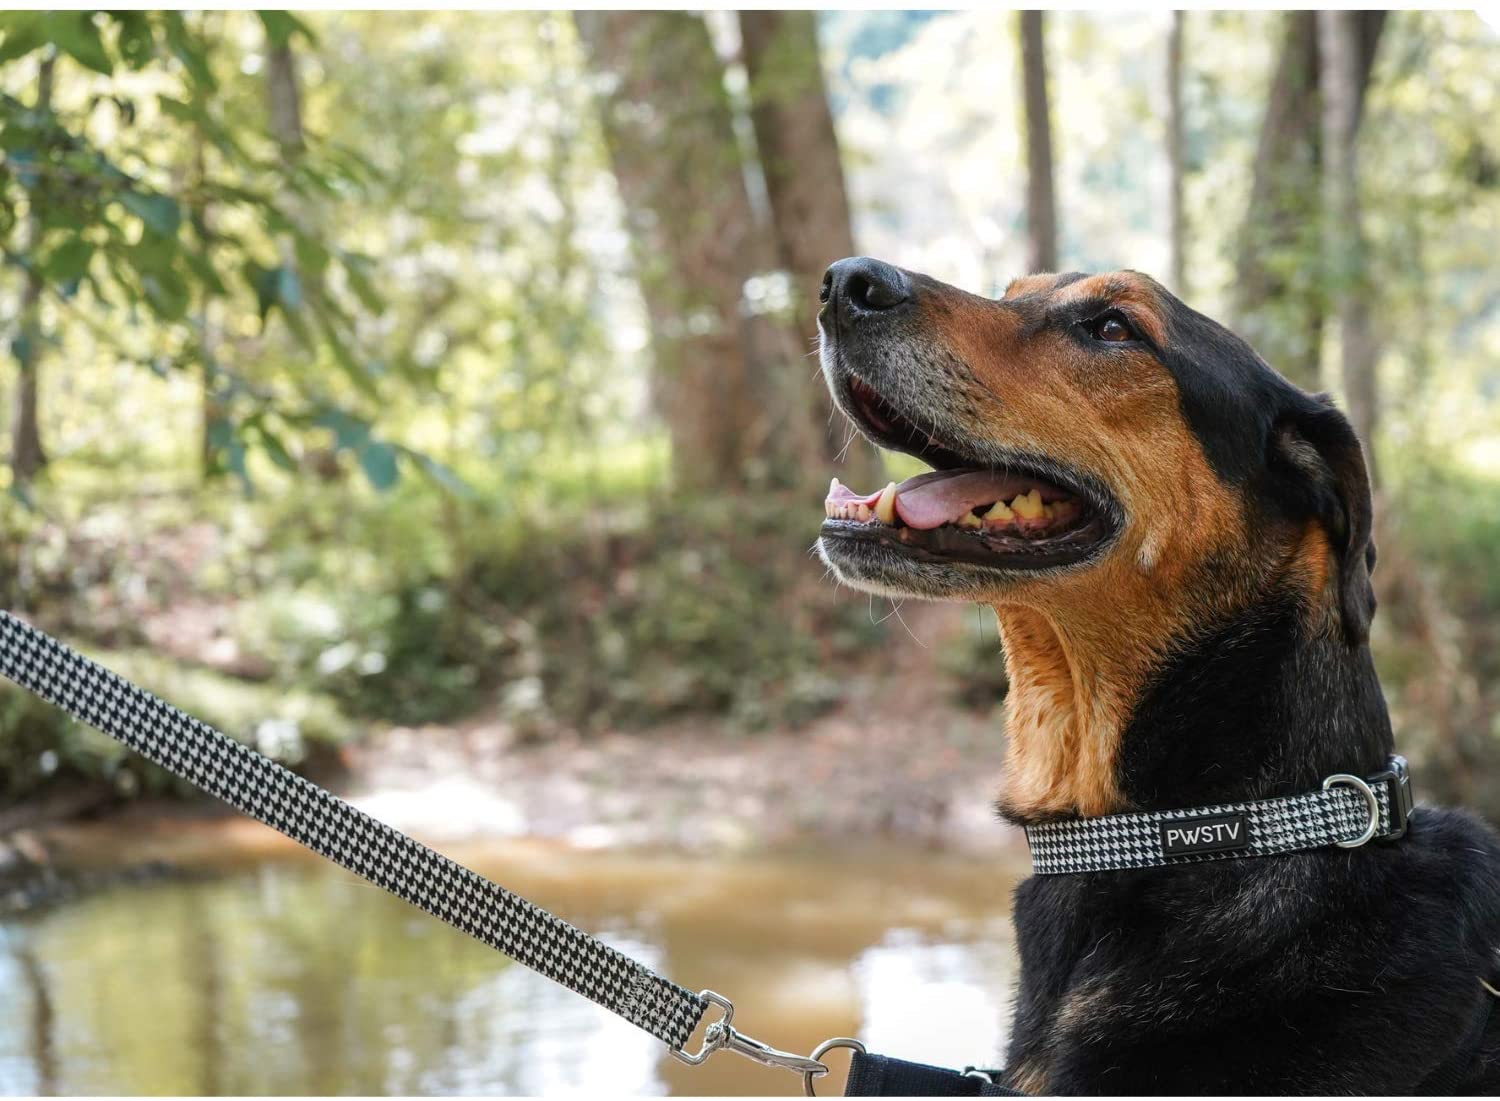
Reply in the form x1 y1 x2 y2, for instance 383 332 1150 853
821 257 911 320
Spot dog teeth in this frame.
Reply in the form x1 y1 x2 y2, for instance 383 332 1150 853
983 499 1014 523
958 511 982 529
1011 489 1044 519
874 482 897 523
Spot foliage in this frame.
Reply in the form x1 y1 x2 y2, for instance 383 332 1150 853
0 10 425 489
2 11 1499 817
230 494 878 735
0 645 349 804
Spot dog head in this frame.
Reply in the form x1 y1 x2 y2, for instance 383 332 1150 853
816 258 1376 646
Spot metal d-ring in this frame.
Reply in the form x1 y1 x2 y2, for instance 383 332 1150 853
804 1037 866 1096
1323 772 1379 848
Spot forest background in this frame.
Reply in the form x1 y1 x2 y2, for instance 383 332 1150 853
2 9 1499 828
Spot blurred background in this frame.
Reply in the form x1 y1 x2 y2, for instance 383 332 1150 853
1 8 1498 1096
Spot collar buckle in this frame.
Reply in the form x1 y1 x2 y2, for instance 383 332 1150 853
1370 754 1414 840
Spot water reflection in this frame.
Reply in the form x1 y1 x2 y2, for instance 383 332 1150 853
0 841 1025 1096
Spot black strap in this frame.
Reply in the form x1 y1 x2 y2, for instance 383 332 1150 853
847 991 1494 1097
844 1052 1023 1097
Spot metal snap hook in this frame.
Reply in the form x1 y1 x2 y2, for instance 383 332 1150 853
670 991 834 1080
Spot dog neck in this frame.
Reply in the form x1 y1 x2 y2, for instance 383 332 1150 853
991 588 1394 825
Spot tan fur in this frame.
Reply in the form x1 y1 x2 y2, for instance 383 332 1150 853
916 273 1257 816
1002 273 1062 299
1288 522 1341 639
1006 1058 1050 1096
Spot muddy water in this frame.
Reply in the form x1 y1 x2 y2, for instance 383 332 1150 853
0 835 1028 1096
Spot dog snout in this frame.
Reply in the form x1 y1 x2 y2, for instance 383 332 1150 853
821 256 911 325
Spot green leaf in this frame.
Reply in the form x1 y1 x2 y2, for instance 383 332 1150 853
256 11 315 49
10 333 33 367
293 231 329 276
308 300 378 399
244 260 279 322
276 265 302 311
226 438 251 492
43 12 113 75
121 191 181 237
157 95 202 125
279 299 313 348
161 13 215 91
206 416 233 452
181 248 227 298
255 426 298 472
0 16 44 65
357 441 399 491
8 481 36 510
313 410 371 452
43 237 93 283
408 451 472 497
6 148 39 190
113 12 156 69
141 266 189 321
339 252 384 313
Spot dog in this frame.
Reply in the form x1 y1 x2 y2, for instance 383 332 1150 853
815 257 1500 1094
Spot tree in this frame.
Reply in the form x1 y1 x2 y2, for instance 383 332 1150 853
1319 10 1382 480
1232 13 1322 388
0 11 410 494
1018 11 1058 273
574 12 784 493
739 11 877 484
1166 12 1187 295
8 51 53 489
1232 11 1386 390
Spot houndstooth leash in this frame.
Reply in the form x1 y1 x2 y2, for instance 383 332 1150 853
0 610 1422 1095
1026 756 1414 875
0 611 837 1086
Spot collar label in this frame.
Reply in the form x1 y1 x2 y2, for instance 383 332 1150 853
1160 812 1251 856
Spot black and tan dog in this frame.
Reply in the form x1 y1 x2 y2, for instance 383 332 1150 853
815 257 1500 1094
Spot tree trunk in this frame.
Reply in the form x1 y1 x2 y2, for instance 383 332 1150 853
1166 12 1187 296
266 43 306 157
1018 11 1058 273
193 134 223 478
265 33 317 298
1318 10 1382 483
1231 13 1323 388
10 53 55 489
738 10 879 486
1233 12 1386 390
575 12 781 493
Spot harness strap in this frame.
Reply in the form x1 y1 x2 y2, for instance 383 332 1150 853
843 1052 1022 1096
0 611 707 1051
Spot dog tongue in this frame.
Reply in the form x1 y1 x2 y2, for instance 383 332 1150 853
827 469 1040 529
891 469 1036 529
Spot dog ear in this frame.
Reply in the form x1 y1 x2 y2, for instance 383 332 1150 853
1270 394 1377 643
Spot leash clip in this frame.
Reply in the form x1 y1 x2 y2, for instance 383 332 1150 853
671 990 830 1079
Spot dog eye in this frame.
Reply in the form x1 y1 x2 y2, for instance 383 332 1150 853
1087 312 1137 344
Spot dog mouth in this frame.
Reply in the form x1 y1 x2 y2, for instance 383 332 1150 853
821 376 1119 571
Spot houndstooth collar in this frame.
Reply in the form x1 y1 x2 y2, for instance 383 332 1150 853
1024 756 1414 875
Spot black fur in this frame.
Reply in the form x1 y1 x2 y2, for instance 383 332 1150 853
1002 285 1500 1094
